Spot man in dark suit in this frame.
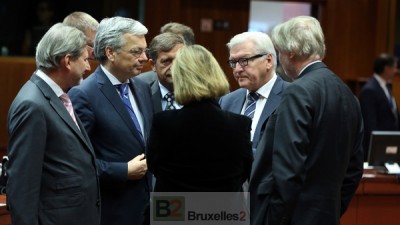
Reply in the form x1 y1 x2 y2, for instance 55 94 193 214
136 32 185 113
359 53 399 161
68 17 153 225
7 23 100 225
249 16 364 225
219 31 290 153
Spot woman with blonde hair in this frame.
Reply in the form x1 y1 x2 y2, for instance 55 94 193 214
147 44 253 192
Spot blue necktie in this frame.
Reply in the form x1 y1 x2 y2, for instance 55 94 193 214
116 83 144 143
244 92 260 119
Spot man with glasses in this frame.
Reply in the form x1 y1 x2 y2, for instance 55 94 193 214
68 17 153 225
219 31 290 155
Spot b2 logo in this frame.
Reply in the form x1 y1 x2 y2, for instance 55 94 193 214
153 196 185 221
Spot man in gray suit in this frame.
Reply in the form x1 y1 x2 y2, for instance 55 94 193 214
250 16 364 225
7 23 100 225
136 32 185 113
219 31 290 153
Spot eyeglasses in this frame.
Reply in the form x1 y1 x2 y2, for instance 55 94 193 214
227 54 266 69
122 48 149 58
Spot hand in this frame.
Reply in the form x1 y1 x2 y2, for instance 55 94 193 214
127 154 147 180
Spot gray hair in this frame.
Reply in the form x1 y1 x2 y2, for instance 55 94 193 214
148 32 185 61
36 23 87 70
226 31 277 69
94 16 148 63
63 11 99 33
271 16 325 60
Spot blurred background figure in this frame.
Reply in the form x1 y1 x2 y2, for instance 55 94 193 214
21 0 56 56
359 53 400 161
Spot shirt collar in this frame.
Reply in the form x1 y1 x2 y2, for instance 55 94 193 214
248 72 277 99
158 82 171 98
298 60 322 77
100 65 130 85
373 73 387 86
35 69 64 97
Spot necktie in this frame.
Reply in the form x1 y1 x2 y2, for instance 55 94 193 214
244 92 260 119
164 92 176 110
60 93 79 128
116 83 144 142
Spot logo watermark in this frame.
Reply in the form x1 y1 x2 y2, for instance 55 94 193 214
150 192 249 225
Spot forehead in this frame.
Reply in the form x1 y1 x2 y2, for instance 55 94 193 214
229 41 256 58
158 44 184 57
122 33 147 48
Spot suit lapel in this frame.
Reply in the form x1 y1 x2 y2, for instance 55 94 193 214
253 76 285 148
151 82 163 113
232 89 248 113
30 74 94 151
96 69 144 145
129 79 150 139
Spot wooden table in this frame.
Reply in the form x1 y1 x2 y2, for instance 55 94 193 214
341 169 400 225
0 195 10 225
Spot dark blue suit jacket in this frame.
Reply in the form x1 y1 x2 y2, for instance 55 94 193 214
69 66 154 225
219 75 289 151
359 76 400 161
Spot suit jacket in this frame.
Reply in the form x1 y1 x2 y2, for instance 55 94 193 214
359 76 400 161
136 71 163 113
68 66 154 225
249 62 364 225
219 75 289 151
7 74 100 225
147 99 253 192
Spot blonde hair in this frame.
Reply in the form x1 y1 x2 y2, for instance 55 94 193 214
172 45 230 105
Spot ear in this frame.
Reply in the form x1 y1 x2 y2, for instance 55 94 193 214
149 59 156 71
289 52 295 60
61 54 73 70
265 53 274 70
105 46 115 61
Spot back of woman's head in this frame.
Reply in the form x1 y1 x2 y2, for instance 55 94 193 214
172 45 229 105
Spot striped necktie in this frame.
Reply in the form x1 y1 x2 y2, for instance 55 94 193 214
244 92 260 119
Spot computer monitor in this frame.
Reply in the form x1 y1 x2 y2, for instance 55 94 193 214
368 131 400 169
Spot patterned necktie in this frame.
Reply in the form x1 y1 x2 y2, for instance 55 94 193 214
60 93 79 129
244 92 260 119
164 92 176 110
116 84 144 142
